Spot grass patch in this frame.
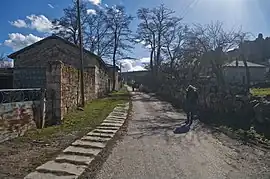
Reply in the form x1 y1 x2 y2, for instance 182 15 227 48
24 88 130 141
251 88 270 96
0 88 130 179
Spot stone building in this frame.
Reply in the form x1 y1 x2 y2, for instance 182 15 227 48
106 64 120 91
121 70 149 84
223 60 267 84
8 35 111 123
227 33 270 65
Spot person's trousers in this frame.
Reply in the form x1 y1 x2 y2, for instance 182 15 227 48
186 106 196 124
186 111 194 124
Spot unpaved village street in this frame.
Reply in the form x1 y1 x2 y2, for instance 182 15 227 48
87 90 270 179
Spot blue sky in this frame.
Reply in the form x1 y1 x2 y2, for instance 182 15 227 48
0 0 270 71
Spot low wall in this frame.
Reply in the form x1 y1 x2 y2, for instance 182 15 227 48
0 101 39 143
0 88 45 143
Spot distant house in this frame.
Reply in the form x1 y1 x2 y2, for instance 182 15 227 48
121 70 149 84
106 64 120 91
223 60 267 84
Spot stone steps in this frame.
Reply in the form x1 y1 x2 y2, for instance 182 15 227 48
72 140 106 149
36 161 86 176
80 135 111 142
96 126 120 130
25 171 76 179
24 102 129 179
55 154 94 166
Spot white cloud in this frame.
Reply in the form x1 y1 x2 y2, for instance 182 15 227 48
89 0 101 5
4 33 43 51
9 15 54 33
145 44 151 49
87 9 97 15
48 3 54 8
9 19 27 28
140 57 150 64
26 15 53 33
119 58 149 72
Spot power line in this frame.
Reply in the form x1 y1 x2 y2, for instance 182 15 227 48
180 0 200 18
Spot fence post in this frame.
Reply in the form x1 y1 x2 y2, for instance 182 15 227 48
40 88 46 128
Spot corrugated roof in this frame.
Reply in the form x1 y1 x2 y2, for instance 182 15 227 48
224 60 266 68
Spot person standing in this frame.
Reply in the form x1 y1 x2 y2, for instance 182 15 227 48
185 85 199 125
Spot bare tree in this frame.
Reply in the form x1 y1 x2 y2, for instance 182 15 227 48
85 9 113 58
162 23 188 70
137 4 182 73
136 8 156 71
152 5 180 69
185 21 244 87
105 5 133 91
53 0 88 45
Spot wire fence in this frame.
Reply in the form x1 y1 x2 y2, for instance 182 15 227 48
0 88 43 104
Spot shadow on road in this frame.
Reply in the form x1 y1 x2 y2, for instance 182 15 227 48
129 92 213 148
173 124 191 134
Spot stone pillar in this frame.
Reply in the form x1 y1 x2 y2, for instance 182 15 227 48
46 60 63 125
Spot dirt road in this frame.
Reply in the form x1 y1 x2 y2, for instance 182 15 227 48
91 90 270 179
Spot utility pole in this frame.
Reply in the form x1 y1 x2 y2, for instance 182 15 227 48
119 63 122 87
77 0 85 107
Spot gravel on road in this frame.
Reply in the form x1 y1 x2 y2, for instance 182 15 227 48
84 91 270 179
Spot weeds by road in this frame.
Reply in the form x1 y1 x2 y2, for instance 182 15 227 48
144 91 270 148
0 89 130 179
251 88 270 96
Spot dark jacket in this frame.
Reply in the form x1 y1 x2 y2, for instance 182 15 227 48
185 87 198 112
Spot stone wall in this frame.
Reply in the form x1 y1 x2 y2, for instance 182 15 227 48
45 61 96 123
0 101 39 143
108 68 120 91
95 66 109 97
61 65 80 115
45 61 61 124
61 65 96 114
84 67 96 101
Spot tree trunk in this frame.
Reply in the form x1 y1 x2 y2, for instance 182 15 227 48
112 28 118 91
156 33 161 72
242 55 251 93
150 48 154 71
112 46 117 91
